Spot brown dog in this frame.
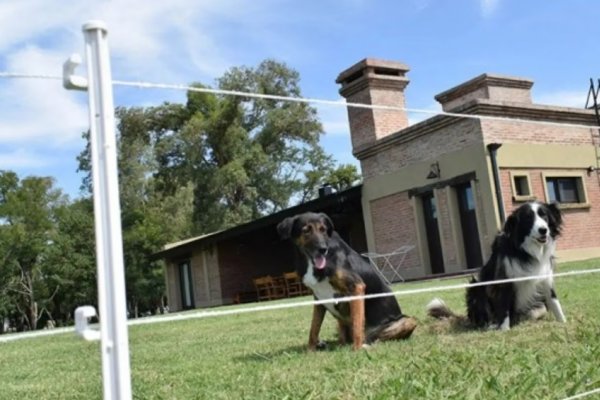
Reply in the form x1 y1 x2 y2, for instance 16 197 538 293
277 212 416 350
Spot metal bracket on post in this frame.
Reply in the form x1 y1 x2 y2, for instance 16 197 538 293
62 54 88 91
75 306 101 341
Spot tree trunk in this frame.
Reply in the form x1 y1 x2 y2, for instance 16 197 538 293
27 301 38 331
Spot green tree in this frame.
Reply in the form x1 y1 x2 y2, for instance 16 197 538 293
0 171 66 330
298 149 361 202
158 59 341 232
325 164 362 193
78 106 195 316
43 198 97 325
77 59 362 315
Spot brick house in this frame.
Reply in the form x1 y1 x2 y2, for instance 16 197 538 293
156 57 600 312
338 58 600 279
153 186 366 311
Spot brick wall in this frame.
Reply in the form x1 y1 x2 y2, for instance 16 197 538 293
488 113 600 253
500 168 600 251
344 86 408 149
218 227 291 303
482 120 594 145
360 118 482 179
218 241 254 303
344 89 375 150
370 87 409 140
369 192 420 271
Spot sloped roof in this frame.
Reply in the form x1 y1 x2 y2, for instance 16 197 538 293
151 184 362 260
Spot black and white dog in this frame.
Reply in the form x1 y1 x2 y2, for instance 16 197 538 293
427 201 566 330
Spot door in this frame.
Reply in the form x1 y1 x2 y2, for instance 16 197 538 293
455 183 483 269
422 192 445 274
179 260 195 310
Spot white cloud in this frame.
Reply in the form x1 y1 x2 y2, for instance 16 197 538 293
480 0 500 18
0 148 53 169
410 0 433 13
0 0 280 170
0 46 89 147
0 1 80 54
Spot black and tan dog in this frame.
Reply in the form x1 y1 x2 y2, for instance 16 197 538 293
277 212 416 351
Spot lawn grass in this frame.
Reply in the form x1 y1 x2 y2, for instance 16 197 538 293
1 258 600 399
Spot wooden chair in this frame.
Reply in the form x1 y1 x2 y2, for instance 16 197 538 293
253 276 286 301
283 272 304 297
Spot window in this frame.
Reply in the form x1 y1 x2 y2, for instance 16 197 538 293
546 177 580 203
510 172 534 202
543 173 588 207
514 176 530 196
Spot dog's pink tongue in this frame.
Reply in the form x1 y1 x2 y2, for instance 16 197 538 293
314 255 326 270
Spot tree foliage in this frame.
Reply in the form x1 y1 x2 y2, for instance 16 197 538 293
74 59 362 318
0 59 361 332
43 198 97 325
0 171 69 330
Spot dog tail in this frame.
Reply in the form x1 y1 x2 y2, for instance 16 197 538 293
426 297 458 319
367 316 417 343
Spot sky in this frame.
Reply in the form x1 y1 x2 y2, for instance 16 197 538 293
0 0 598 199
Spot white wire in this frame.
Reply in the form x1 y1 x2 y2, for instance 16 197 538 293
112 80 600 131
562 387 600 400
2 70 600 400
0 72 61 80
1 72 599 131
0 326 75 343
2 266 599 343
128 266 600 326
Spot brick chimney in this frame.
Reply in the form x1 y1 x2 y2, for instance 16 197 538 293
435 73 533 112
336 58 410 150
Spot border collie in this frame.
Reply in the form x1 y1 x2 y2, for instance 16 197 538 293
427 201 566 330
277 212 417 350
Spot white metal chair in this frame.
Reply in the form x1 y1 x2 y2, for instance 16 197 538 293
361 245 415 284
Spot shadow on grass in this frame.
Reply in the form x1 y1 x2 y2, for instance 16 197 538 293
424 312 577 338
424 316 475 335
234 340 345 363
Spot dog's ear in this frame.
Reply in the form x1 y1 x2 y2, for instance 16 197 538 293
319 213 334 236
503 213 515 236
546 202 563 236
277 217 296 240
503 212 519 245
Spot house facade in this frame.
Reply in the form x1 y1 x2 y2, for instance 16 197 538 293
156 57 600 312
338 58 600 279
154 186 366 311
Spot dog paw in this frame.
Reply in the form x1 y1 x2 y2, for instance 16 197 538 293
316 340 327 351
499 317 511 331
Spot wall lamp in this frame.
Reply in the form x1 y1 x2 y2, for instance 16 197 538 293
426 162 441 179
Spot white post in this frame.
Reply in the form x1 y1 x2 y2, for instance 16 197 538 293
82 21 132 400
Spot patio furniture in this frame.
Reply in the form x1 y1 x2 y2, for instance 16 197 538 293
361 245 415 284
253 276 286 301
282 271 306 297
